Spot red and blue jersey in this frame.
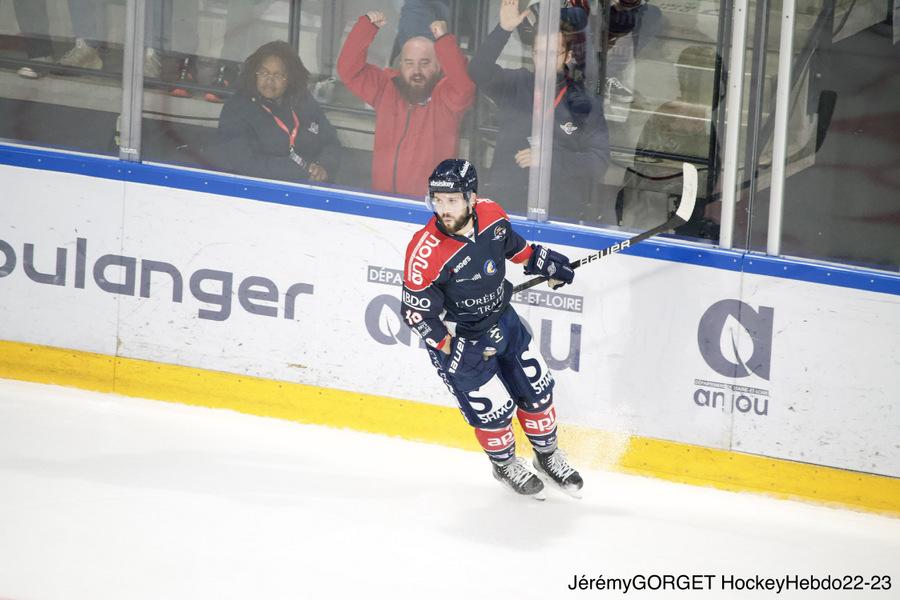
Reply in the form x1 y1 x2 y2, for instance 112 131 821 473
401 199 533 348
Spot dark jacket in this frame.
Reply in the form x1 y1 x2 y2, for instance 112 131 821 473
469 24 609 216
217 90 341 183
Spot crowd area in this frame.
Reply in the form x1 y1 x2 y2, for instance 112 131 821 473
3 0 697 231
4 0 898 270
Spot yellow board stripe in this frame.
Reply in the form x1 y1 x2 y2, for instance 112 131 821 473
1 339 898 517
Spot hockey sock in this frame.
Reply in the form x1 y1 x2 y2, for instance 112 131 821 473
474 425 516 463
517 405 558 454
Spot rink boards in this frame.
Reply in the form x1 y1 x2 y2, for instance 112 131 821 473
1 144 899 515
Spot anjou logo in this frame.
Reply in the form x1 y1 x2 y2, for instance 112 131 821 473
698 299 774 381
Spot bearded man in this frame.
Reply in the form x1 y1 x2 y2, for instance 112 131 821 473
337 10 475 196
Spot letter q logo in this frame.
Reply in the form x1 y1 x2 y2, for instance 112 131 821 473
698 299 774 380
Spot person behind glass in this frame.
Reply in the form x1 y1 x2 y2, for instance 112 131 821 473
217 41 341 184
468 0 609 217
11 0 53 79
337 10 475 196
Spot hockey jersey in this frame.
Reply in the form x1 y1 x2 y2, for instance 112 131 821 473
401 199 533 347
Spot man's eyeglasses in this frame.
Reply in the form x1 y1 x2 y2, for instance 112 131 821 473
256 70 288 82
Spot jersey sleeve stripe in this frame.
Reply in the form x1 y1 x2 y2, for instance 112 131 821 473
510 244 533 264
404 225 467 292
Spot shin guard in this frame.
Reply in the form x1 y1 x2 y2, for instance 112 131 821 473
474 425 516 463
517 405 558 454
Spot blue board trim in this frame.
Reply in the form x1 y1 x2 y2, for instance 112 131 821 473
2 143 898 297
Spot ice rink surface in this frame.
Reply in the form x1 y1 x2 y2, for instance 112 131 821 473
1 378 898 600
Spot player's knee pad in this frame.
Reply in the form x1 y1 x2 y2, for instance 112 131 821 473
499 345 555 410
517 405 558 453
473 424 515 463
453 372 517 429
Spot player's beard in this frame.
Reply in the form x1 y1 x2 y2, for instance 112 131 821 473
442 210 471 235
398 72 440 104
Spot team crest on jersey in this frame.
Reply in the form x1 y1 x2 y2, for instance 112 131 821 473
483 259 497 276
492 225 507 241
560 121 578 135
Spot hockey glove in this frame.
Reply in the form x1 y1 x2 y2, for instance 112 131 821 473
524 244 575 290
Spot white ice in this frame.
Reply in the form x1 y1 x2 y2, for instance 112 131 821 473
0 378 898 600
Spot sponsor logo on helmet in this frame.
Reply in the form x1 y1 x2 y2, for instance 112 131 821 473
430 180 456 188
460 161 470 176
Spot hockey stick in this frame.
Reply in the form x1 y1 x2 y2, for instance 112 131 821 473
514 162 698 293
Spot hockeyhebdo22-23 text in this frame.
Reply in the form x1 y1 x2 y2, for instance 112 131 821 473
567 573 892 593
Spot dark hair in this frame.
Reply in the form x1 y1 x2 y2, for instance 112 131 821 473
237 40 310 100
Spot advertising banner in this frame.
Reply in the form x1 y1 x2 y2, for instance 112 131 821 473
2 165 898 477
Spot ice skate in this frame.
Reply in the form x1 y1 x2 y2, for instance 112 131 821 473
492 457 546 500
533 449 583 498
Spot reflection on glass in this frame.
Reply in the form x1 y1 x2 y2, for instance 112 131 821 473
619 46 716 236
0 0 124 155
542 2 611 223
592 0 720 238
774 0 899 270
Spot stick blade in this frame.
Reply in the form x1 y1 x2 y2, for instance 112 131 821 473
675 163 698 223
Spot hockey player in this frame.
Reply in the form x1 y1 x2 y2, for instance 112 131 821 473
401 158 584 500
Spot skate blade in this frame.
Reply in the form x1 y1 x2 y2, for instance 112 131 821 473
497 482 546 501
534 470 583 499
493 478 546 500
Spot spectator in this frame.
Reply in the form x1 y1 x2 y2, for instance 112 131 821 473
217 41 341 184
469 0 609 217
337 10 475 196
12 0 53 79
390 0 450 64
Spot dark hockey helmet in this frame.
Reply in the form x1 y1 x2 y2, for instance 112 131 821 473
426 158 478 212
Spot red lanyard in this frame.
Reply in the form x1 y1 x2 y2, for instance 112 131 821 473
261 104 300 149
554 84 568 109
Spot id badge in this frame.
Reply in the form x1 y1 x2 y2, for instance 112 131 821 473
289 148 306 168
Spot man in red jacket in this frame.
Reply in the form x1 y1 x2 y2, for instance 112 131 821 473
337 10 475 197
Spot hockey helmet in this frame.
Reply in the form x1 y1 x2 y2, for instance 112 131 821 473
426 158 478 213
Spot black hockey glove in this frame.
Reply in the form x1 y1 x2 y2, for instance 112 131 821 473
524 244 575 290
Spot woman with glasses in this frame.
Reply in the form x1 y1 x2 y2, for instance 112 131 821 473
217 41 341 184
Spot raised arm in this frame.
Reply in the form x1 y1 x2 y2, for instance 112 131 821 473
336 14 390 107
430 21 476 112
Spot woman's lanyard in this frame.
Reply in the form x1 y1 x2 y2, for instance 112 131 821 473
260 102 306 167
554 84 568 109
260 103 299 150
